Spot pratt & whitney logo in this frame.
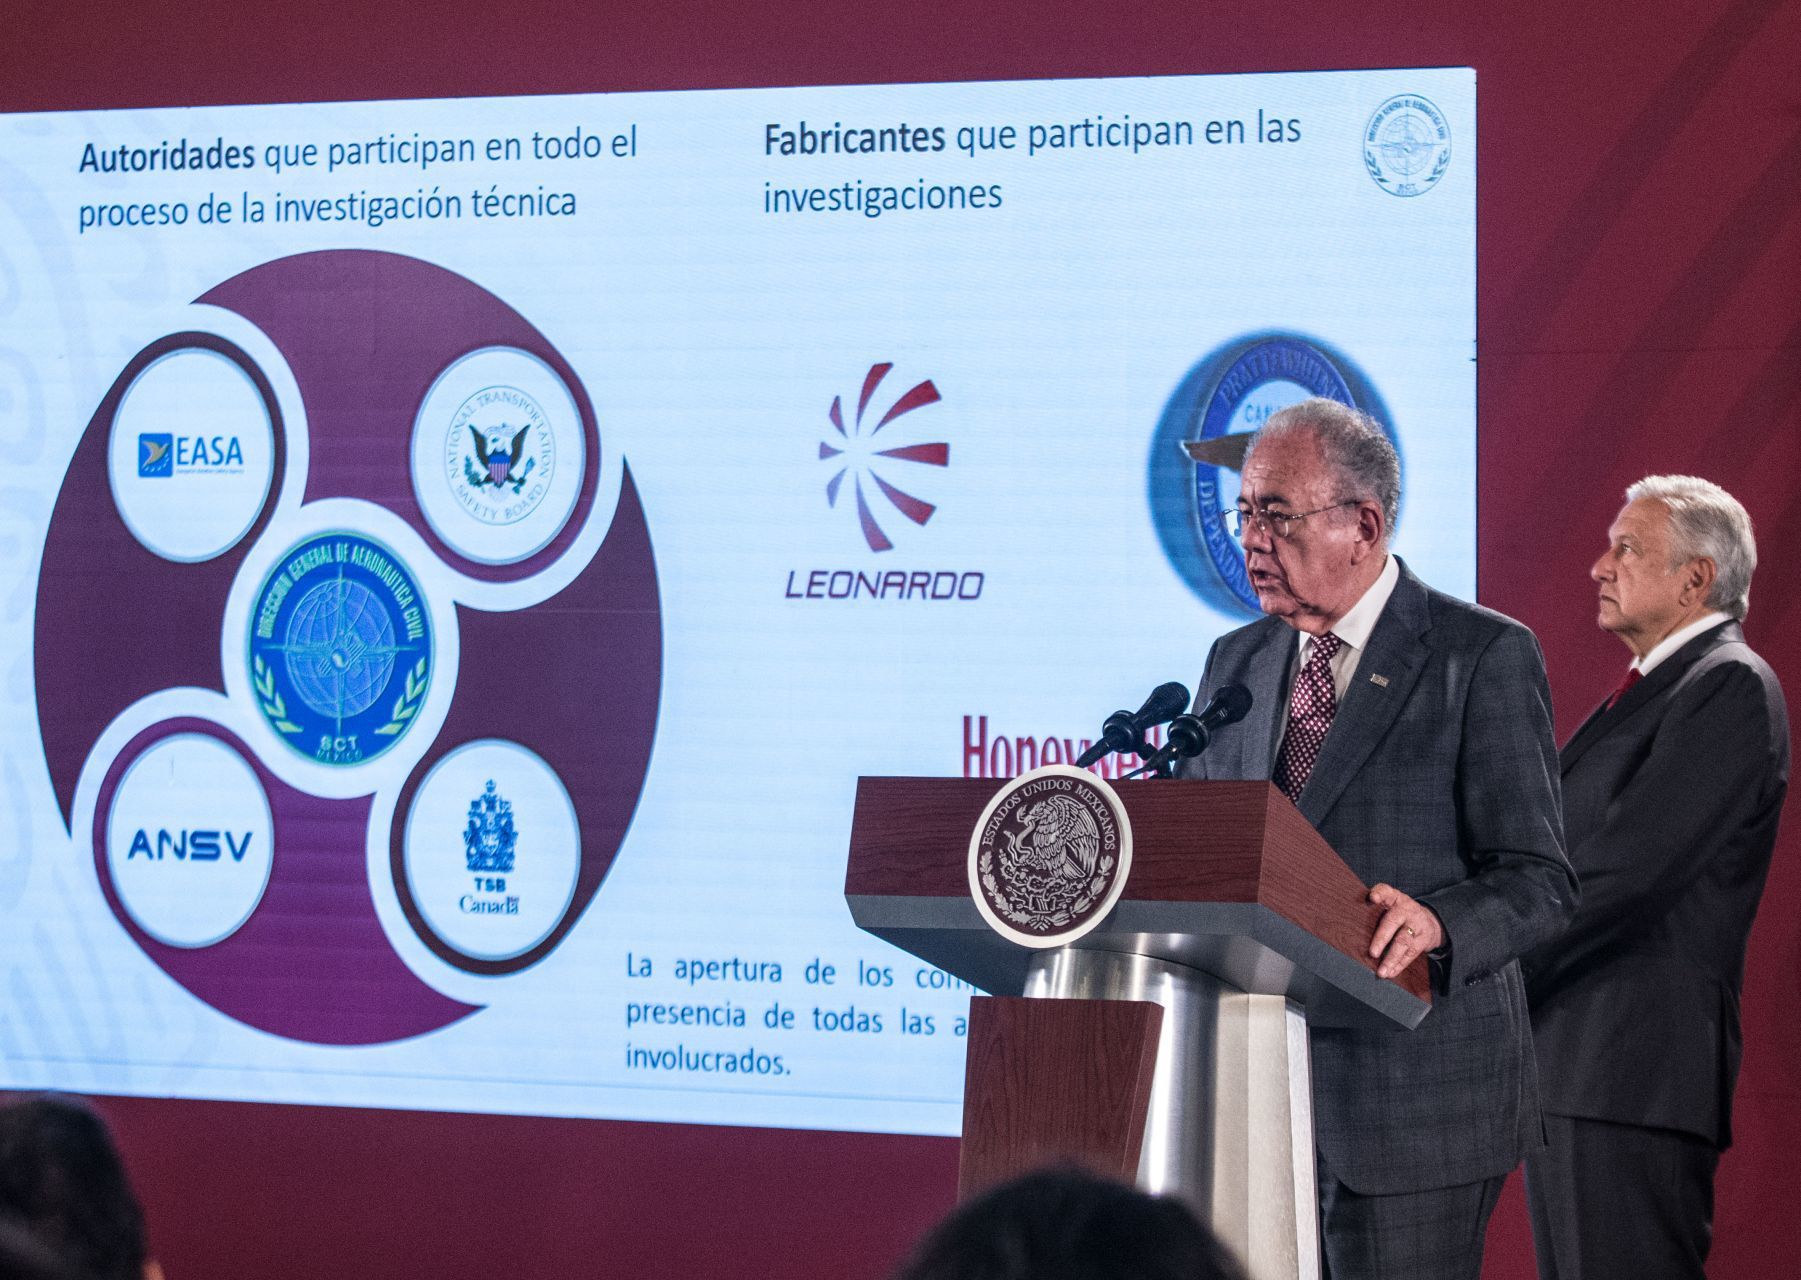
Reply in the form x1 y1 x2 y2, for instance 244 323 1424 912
247 531 433 766
465 780 518 873
1152 333 1399 616
445 386 556 525
967 765 1133 947
1364 94 1452 197
786 360 984 603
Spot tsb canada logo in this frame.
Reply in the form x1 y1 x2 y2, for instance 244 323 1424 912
968 765 1133 947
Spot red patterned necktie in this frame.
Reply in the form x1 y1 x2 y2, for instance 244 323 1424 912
1274 631 1343 804
1606 666 1643 710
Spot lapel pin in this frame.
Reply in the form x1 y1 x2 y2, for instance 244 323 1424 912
1368 673 1390 687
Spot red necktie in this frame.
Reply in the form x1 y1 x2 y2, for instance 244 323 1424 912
1275 631 1343 803
1605 666 1642 711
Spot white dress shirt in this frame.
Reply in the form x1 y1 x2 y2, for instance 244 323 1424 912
1632 610 1732 677
1292 551 1402 702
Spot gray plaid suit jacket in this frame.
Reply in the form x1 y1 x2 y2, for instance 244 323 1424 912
1179 559 1576 1194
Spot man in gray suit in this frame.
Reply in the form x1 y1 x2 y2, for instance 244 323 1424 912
1523 476 1789 1279
1180 398 1576 1280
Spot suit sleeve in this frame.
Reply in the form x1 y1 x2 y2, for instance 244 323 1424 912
1526 659 1781 980
1419 624 1577 989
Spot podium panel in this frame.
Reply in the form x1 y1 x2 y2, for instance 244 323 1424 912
846 776 1429 1280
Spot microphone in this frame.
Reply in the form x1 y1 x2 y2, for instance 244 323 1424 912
1157 684 1254 764
1073 681 1191 767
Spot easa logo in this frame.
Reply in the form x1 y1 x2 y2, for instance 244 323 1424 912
137 431 246 477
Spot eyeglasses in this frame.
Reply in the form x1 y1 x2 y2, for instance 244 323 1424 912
1228 500 1359 540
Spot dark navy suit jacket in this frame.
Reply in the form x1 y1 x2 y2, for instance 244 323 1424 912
1524 619 1789 1148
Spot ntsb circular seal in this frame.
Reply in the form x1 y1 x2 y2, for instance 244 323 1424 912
967 765 1133 948
445 385 557 527
410 346 589 567
247 531 433 766
1364 94 1452 197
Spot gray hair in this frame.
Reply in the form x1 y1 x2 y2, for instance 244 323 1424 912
1626 474 1756 620
1247 397 1401 534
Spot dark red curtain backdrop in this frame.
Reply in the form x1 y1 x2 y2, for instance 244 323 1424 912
4 1 1797 1276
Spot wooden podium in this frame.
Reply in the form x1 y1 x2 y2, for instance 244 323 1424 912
845 777 1430 1280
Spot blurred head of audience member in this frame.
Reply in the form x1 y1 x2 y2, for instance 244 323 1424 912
0 1095 161 1280
893 1165 1247 1280
0 1217 89 1280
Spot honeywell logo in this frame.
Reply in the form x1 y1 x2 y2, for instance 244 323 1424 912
962 717 1168 781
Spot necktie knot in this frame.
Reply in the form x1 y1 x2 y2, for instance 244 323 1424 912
1606 666 1643 710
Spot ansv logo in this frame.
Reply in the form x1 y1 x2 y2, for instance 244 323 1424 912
125 828 255 861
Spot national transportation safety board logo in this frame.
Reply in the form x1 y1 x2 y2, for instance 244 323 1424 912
446 385 557 525
247 531 433 766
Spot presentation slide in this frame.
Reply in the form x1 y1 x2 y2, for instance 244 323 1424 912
0 67 1473 1136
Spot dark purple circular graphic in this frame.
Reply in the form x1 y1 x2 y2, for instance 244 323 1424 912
38 250 663 1044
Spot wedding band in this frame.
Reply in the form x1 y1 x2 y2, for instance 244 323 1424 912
1404 926 1417 937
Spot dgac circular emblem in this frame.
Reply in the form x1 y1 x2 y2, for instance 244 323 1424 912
248 531 432 766
968 765 1133 948
1363 94 1452 197
1187 337 1357 612
444 384 556 526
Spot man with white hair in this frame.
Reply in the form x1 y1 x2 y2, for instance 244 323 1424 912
1181 397 1575 1279
1524 476 1790 1279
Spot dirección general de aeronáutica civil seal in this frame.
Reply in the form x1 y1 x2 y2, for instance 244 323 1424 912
1363 94 1452 197
248 531 432 765
968 765 1133 947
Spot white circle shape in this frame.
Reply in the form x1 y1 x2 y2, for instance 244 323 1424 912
966 765 1135 949
105 733 275 948
410 348 587 566
402 740 581 963
107 348 276 562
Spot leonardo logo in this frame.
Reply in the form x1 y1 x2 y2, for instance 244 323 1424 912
786 361 980 602
247 531 432 766
968 765 1133 948
1364 94 1452 197
818 361 948 552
